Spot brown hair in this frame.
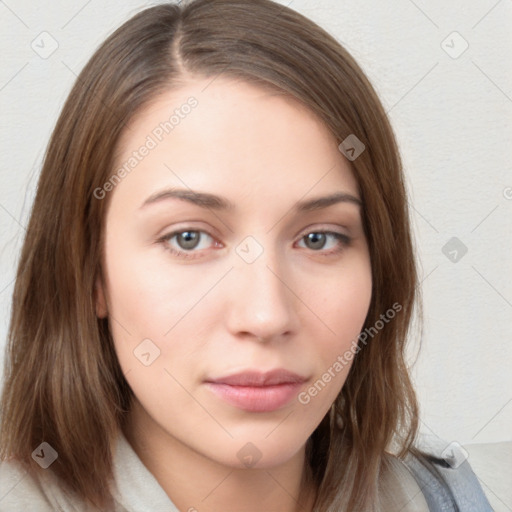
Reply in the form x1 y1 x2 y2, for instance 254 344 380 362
1 0 424 509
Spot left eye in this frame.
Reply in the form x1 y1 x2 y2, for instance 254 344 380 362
296 231 349 252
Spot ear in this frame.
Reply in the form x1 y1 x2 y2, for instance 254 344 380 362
94 273 108 318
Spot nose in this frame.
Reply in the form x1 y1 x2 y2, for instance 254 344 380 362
224 243 299 343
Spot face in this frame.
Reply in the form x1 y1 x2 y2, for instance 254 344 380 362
96 77 372 469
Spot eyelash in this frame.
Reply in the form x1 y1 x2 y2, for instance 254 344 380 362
157 228 351 260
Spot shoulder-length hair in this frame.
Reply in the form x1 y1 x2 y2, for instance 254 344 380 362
1 0 424 509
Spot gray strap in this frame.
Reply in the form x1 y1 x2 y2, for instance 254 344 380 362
403 452 494 512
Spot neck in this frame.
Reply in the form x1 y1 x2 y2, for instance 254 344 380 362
123 400 317 512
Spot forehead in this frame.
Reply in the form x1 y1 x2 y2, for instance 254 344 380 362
110 76 359 212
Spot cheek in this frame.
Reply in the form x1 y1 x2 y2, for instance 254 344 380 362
105 258 171 338
312 256 372 342
305 256 372 386
292 268 372 442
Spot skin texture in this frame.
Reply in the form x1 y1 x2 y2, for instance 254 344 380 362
95 77 372 512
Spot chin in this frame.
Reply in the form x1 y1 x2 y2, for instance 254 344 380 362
211 432 308 470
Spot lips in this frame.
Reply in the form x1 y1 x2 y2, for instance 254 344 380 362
206 369 308 387
204 369 308 413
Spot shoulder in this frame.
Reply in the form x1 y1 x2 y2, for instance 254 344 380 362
402 441 494 512
379 453 430 511
0 458 55 510
0 458 91 512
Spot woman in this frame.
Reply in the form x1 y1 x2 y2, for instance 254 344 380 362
0 1 492 510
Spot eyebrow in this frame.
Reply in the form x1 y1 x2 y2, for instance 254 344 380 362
139 188 362 212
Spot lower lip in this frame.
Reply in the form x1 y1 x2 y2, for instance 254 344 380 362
204 382 302 412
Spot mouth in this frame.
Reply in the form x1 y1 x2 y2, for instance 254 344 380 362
204 369 308 413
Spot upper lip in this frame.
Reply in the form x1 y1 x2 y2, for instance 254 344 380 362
206 369 308 387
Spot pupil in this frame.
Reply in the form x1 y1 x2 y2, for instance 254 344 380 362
306 233 325 250
178 231 199 250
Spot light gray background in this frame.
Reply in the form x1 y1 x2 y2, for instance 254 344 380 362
0 0 511 506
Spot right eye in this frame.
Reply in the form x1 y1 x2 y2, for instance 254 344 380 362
159 229 222 259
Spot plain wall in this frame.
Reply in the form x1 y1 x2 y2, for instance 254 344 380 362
1 0 511 452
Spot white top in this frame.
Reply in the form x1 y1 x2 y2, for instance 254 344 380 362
0 431 430 511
